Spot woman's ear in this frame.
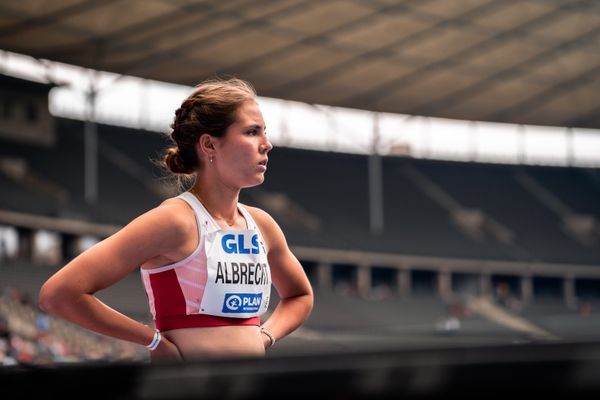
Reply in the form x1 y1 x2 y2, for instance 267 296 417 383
198 133 216 157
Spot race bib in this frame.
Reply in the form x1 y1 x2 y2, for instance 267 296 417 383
199 229 271 317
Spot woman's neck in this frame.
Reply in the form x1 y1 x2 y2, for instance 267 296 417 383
189 180 241 227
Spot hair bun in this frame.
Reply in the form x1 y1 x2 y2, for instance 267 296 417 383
163 147 194 174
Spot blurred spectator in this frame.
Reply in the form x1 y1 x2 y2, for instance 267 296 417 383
494 282 522 313
368 284 393 301
448 299 472 319
36 312 50 334
0 286 148 365
579 300 593 316
435 316 461 334
0 313 17 365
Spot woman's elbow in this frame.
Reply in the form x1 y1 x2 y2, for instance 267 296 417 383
303 288 314 316
38 279 65 314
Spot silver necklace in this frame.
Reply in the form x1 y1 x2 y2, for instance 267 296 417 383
190 189 236 226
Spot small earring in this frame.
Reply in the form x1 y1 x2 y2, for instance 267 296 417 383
209 155 214 163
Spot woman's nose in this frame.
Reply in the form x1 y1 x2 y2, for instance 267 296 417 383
261 138 273 153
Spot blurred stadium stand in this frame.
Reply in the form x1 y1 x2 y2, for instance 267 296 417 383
4 108 598 264
1 73 600 396
1 72 599 338
3 0 600 395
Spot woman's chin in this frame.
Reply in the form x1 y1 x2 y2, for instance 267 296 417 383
242 175 265 188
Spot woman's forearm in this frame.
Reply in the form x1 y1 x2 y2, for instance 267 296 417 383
39 286 154 347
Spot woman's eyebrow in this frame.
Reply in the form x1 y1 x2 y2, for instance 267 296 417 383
245 124 266 130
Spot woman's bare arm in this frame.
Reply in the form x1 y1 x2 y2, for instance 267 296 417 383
248 207 314 348
39 201 192 358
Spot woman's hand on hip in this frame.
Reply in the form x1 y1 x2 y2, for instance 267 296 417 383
150 336 183 362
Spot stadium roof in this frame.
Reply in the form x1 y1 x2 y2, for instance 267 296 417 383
1 0 600 129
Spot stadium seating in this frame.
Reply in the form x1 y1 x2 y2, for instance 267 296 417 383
1 117 600 266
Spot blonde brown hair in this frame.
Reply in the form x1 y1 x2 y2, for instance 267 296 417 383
162 77 257 175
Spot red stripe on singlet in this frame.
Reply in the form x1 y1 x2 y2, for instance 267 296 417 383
149 269 186 318
148 268 261 331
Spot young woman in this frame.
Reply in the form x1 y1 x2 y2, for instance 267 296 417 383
39 78 313 361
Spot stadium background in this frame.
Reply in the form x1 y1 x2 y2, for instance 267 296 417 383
1 1 600 398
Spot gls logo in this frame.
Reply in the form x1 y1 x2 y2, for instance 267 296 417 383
222 293 262 313
221 233 261 254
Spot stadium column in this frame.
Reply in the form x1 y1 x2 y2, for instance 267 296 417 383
84 79 98 205
16 226 34 262
396 268 411 297
566 127 575 166
521 275 533 304
437 269 452 300
60 233 78 264
563 276 576 308
357 263 371 298
479 273 492 298
317 262 332 291
368 113 384 236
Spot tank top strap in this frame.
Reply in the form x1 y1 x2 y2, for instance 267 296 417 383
177 192 219 234
237 204 259 231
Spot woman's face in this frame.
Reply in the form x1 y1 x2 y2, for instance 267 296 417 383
213 99 272 188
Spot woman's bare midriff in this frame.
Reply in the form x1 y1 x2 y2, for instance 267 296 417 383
162 325 265 360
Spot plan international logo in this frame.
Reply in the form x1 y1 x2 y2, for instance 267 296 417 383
222 293 262 313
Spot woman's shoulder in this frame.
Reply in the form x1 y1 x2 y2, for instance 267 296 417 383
240 204 286 239
240 203 275 226
136 196 197 238
240 204 289 253
159 195 193 211
159 195 196 218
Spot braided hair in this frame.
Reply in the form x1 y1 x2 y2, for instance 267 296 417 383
163 77 257 175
